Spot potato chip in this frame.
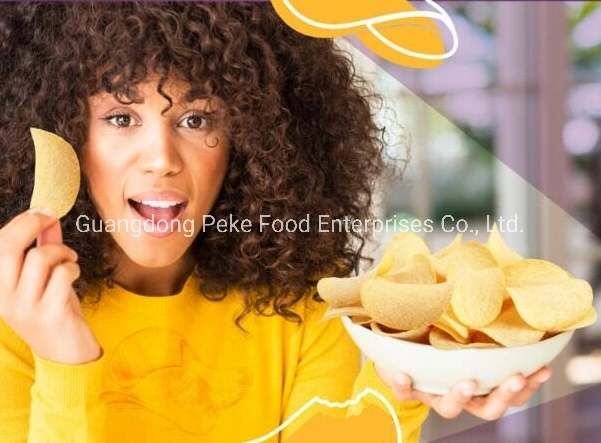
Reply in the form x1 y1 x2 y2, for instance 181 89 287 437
503 259 570 287
350 316 373 326
429 328 498 350
433 308 469 342
486 226 522 267
469 331 501 347
318 229 598 352
29 128 81 218
433 234 462 259
375 233 431 276
550 305 597 332
317 271 373 308
370 322 430 343
360 279 451 330
384 254 436 284
451 267 505 328
508 279 593 331
434 241 497 281
476 300 545 347
321 306 370 322
432 234 460 282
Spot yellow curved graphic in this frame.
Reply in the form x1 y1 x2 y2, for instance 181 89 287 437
270 0 457 69
241 388 402 443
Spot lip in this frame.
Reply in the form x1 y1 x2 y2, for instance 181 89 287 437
129 189 190 204
127 189 190 238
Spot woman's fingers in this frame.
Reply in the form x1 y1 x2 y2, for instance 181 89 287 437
466 374 527 420
502 368 552 408
431 381 478 419
376 365 477 418
464 369 552 420
0 208 58 293
0 209 97 364
376 364 552 422
17 244 79 303
42 262 81 310
37 217 63 246
1 208 57 246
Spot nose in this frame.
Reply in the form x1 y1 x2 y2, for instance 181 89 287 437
138 125 184 177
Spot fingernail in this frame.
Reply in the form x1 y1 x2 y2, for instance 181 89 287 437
510 380 525 392
537 372 551 384
29 207 56 218
461 387 474 397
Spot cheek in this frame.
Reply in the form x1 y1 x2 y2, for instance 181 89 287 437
191 148 230 187
82 149 123 213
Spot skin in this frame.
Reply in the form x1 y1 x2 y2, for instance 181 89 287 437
0 76 550 419
0 209 98 364
83 79 230 295
376 364 552 420
0 78 230 363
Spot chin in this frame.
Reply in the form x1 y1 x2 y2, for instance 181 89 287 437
126 250 186 269
116 236 193 269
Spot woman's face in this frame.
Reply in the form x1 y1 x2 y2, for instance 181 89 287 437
83 78 230 271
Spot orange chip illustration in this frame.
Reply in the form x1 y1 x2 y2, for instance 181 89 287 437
270 0 454 69
29 128 81 218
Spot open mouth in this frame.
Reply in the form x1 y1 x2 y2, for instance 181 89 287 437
128 199 187 223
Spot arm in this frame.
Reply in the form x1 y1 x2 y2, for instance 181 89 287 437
0 319 103 443
0 210 102 443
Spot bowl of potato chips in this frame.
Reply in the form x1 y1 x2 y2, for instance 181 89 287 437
318 231 597 395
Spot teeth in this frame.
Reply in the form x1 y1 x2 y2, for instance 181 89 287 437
139 200 181 208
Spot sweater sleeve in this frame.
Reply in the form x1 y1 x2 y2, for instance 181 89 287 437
0 319 103 443
281 303 428 442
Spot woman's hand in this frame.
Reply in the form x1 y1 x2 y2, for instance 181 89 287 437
0 208 100 364
375 364 552 420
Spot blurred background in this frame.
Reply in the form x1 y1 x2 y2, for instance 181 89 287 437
345 1 601 441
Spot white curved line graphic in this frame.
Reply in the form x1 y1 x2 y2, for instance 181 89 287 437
241 388 402 443
280 0 458 60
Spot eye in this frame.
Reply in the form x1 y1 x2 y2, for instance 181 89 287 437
103 113 138 128
179 113 210 130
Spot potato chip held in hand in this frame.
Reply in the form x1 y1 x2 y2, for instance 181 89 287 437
29 128 81 218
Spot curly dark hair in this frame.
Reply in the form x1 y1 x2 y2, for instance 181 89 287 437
0 2 386 321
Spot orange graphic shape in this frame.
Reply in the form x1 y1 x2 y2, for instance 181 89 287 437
287 405 397 443
270 0 447 68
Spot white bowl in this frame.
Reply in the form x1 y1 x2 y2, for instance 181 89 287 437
342 316 574 395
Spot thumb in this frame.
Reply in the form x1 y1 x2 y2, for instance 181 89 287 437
37 218 63 246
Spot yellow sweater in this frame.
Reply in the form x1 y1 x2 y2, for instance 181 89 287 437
0 277 428 442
